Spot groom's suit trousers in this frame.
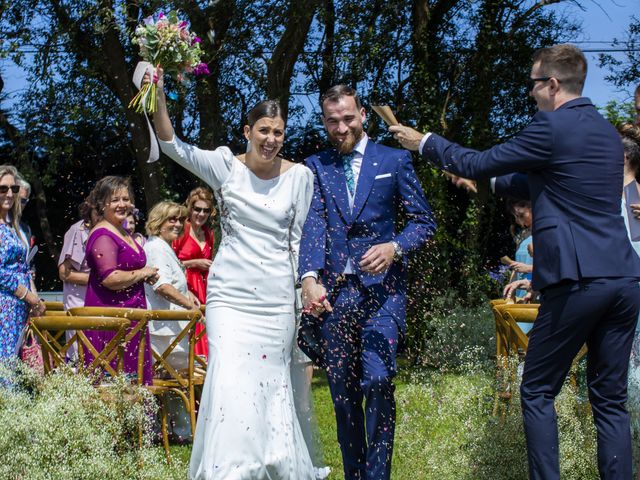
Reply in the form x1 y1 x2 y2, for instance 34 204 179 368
322 275 400 480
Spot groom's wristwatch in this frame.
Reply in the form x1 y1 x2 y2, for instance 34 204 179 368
391 241 403 261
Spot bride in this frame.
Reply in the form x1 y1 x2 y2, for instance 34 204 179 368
147 68 315 479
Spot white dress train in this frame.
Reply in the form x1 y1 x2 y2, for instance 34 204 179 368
159 136 315 480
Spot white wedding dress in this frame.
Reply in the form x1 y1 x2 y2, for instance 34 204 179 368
159 136 315 480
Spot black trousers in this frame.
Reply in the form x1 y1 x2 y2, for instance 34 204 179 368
521 277 640 480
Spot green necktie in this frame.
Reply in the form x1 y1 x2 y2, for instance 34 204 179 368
341 152 356 196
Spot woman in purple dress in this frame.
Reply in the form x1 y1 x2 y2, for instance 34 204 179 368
83 176 159 384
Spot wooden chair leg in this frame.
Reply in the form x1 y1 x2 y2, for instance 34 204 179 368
160 395 172 464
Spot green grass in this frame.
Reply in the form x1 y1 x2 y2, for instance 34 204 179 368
159 362 599 480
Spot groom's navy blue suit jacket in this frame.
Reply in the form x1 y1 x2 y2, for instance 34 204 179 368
299 140 436 332
421 97 640 290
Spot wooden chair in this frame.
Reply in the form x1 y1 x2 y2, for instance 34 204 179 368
30 315 131 377
43 301 66 316
145 309 206 462
493 305 587 416
69 306 206 462
69 307 151 383
502 306 587 368
490 301 539 359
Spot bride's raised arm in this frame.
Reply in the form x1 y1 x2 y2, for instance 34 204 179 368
146 67 233 190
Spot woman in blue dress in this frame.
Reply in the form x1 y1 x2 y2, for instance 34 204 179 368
0 165 44 364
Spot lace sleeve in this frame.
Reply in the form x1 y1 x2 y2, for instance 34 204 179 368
88 232 120 283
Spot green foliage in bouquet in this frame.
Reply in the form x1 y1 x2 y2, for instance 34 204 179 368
129 10 208 114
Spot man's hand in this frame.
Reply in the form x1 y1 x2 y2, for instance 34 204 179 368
503 279 531 300
301 277 332 318
359 243 395 274
444 172 478 194
389 124 425 151
631 203 640 220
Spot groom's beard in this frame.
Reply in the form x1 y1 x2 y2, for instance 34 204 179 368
328 126 364 155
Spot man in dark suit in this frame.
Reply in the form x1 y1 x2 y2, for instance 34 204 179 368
390 44 640 479
299 85 436 480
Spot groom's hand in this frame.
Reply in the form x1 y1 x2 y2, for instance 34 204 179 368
360 243 394 274
301 277 333 318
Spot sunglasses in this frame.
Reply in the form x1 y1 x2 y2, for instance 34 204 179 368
525 76 562 91
192 207 212 214
167 216 187 223
0 185 20 194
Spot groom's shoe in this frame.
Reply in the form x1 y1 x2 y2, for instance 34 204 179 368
298 318 325 368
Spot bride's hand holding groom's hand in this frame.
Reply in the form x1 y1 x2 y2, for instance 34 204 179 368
301 277 332 318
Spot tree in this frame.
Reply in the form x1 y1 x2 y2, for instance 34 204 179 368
600 15 640 91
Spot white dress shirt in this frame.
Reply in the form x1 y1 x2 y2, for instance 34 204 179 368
302 134 369 280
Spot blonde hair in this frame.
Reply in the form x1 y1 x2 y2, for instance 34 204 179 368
145 201 188 236
0 165 24 242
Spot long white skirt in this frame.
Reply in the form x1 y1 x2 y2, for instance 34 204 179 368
189 307 315 480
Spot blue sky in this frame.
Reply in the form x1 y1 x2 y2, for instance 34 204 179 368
0 1 638 112
555 0 638 107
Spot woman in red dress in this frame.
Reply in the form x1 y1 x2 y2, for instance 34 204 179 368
172 187 215 359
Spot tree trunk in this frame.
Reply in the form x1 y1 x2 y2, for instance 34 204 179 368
266 0 320 123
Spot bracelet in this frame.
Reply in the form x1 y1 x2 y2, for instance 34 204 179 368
17 288 28 301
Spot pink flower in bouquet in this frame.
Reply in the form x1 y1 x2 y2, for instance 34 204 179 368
129 10 206 113
193 62 210 76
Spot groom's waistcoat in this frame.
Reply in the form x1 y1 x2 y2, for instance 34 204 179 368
299 140 435 301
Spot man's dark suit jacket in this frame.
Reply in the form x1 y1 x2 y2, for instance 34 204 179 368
421 97 640 290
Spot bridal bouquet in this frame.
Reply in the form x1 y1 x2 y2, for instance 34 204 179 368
128 10 208 114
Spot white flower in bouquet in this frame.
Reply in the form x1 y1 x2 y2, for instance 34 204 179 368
129 10 209 114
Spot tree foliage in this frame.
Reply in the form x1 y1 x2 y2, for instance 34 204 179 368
0 0 589 354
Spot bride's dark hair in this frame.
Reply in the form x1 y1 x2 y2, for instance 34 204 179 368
247 100 283 128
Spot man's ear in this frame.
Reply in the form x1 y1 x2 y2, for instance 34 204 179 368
549 77 562 95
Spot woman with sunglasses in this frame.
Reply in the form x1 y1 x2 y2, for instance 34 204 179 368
172 187 215 359
144 201 200 441
0 165 45 364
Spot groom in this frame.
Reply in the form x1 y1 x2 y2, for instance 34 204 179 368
299 84 435 479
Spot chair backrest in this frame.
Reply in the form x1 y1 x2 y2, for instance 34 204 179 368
501 307 538 352
44 301 66 316
69 307 152 382
146 309 204 384
30 315 131 377
491 302 540 358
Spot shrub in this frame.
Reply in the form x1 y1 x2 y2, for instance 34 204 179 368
390 363 598 480
0 364 187 479
408 293 495 372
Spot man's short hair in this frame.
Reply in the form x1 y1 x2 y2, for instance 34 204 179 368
532 44 587 95
320 84 362 113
